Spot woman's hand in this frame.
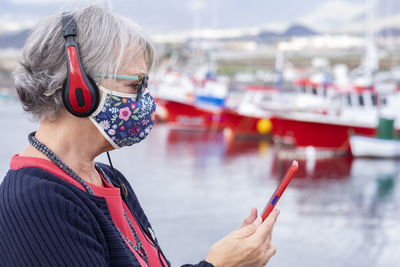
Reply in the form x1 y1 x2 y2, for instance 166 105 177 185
205 208 279 267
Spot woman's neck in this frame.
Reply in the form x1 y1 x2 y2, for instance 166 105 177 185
20 113 111 187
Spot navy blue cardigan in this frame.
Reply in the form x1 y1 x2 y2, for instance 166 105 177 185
0 163 212 267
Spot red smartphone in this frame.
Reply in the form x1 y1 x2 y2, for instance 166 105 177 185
261 160 298 221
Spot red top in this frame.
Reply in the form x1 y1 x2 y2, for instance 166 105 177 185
10 154 167 267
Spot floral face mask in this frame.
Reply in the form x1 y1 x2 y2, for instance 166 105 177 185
89 86 156 148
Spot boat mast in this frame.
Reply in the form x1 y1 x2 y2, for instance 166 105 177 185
275 48 284 90
364 0 378 81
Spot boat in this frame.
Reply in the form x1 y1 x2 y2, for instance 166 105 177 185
231 77 382 153
350 135 400 158
221 85 276 139
155 96 274 139
350 117 400 158
153 66 228 130
153 67 275 137
155 97 225 130
269 80 399 153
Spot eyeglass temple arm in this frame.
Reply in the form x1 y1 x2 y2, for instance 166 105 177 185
96 74 140 81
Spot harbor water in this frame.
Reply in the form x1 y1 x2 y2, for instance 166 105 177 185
1 100 400 267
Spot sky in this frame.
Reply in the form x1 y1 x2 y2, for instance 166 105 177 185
0 0 399 36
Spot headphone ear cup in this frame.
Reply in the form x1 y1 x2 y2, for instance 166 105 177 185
62 41 100 117
62 74 100 117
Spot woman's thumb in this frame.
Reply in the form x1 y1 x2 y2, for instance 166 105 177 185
234 217 260 238
238 207 258 229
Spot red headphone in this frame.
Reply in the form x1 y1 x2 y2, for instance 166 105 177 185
61 14 99 117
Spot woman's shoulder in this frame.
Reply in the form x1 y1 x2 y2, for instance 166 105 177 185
2 166 66 189
1 167 99 211
2 166 78 190
0 167 108 234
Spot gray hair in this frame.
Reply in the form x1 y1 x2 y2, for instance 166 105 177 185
13 3 157 120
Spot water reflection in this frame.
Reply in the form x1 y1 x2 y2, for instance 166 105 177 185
271 155 353 180
166 129 270 159
163 127 400 220
161 127 400 267
350 159 400 217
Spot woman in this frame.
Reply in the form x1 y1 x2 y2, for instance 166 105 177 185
0 4 279 267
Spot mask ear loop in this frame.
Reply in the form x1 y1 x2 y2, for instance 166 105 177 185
100 73 115 96
44 87 62 96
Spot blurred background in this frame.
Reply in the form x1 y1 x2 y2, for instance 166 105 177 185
1 0 400 266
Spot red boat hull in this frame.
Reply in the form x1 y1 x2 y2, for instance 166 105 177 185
156 98 272 137
155 98 226 130
222 109 272 138
270 115 376 151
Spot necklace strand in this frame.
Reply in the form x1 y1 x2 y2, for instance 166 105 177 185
28 132 148 264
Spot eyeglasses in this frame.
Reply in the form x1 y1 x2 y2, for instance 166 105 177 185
96 73 149 96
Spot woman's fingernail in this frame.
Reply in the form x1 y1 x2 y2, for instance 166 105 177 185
274 209 280 216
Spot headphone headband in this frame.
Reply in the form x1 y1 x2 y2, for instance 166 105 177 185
61 14 77 38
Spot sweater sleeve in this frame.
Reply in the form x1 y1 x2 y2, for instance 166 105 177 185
0 173 108 267
181 260 214 267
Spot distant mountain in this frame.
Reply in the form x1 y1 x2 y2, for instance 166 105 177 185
233 25 317 43
378 27 400 37
282 25 317 38
217 25 316 43
0 29 30 49
256 30 280 42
